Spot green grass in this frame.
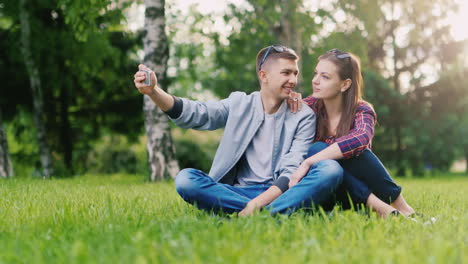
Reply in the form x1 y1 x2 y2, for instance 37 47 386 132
0 174 466 264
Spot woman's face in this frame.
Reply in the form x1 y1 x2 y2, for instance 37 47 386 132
312 59 347 100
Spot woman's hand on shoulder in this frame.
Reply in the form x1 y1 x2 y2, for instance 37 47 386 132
287 91 302 113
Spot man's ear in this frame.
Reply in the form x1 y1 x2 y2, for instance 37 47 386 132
258 70 268 83
341 79 352 92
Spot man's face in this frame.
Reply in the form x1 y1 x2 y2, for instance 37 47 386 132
260 58 299 100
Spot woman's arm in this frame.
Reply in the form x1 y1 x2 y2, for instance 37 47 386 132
303 143 343 165
304 103 376 164
333 103 376 158
289 103 376 188
289 143 342 188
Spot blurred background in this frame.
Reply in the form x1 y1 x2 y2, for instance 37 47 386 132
1 0 467 179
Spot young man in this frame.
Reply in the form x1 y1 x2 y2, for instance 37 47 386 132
133 45 343 216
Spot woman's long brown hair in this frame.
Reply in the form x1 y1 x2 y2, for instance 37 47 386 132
315 51 364 141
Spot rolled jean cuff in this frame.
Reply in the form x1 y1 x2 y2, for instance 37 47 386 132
387 185 402 203
357 189 373 204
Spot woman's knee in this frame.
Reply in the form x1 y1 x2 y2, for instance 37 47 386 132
307 142 328 157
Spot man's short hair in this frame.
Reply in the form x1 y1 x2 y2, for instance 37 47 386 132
256 45 299 74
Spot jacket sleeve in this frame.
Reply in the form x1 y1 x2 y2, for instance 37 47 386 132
273 109 316 192
169 93 236 131
335 103 376 158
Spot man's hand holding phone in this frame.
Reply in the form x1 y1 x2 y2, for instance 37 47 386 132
134 64 158 96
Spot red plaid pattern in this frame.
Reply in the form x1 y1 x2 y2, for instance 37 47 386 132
303 96 376 159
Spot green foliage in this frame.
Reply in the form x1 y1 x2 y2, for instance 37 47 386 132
363 70 405 168
0 0 142 174
86 135 140 174
2 0 468 176
172 128 221 173
169 0 329 98
174 139 213 172
406 65 468 174
363 63 468 175
5 109 39 177
70 127 220 175
0 175 466 262
334 0 463 175
57 0 131 41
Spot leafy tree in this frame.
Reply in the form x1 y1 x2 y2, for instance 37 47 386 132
169 0 331 99
409 58 468 174
1 0 142 175
362 70 405 165
336 0 460 175
19 0 54 178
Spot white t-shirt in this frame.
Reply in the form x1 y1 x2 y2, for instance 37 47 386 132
236 112 275 186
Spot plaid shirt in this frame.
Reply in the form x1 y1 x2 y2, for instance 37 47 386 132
303 96 376 159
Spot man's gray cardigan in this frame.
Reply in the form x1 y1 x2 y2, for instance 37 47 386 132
166 91 316 192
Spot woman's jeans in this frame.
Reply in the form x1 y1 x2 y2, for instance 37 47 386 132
308 142 402 210
175 159 343 215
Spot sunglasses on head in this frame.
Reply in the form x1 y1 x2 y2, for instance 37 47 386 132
259 45 288 70
327 48 351 59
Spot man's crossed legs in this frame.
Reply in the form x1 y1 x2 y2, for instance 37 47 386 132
175 160 343 215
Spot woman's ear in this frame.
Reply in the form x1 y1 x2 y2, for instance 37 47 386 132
341 79 352 92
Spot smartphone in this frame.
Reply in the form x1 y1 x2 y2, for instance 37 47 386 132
140 69 152 86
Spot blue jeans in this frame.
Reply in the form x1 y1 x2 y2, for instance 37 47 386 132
308 142 402 210
175 160 343 215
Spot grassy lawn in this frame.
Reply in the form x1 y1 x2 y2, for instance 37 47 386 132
0 174 466 264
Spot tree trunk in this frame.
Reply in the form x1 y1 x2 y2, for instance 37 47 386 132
279 0 304 93
143 0 179 181
393 69 405 176
464 147 468 175
19 0 54 178
390 1 405 176
60 78 73 173
0 109 13 178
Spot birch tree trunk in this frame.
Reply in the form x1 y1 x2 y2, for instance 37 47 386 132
19 0 54 178
0 109 13 178
143 0 179 181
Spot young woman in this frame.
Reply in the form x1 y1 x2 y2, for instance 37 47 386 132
289 49 415 218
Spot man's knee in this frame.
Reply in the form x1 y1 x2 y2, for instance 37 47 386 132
307 142 329 157
314 160 344 186
175 168 201 195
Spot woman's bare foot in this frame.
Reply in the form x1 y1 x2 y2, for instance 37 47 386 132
391 194 415 217
366 193 397 218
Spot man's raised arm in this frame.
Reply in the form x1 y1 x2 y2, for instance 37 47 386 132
134 64 229 130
